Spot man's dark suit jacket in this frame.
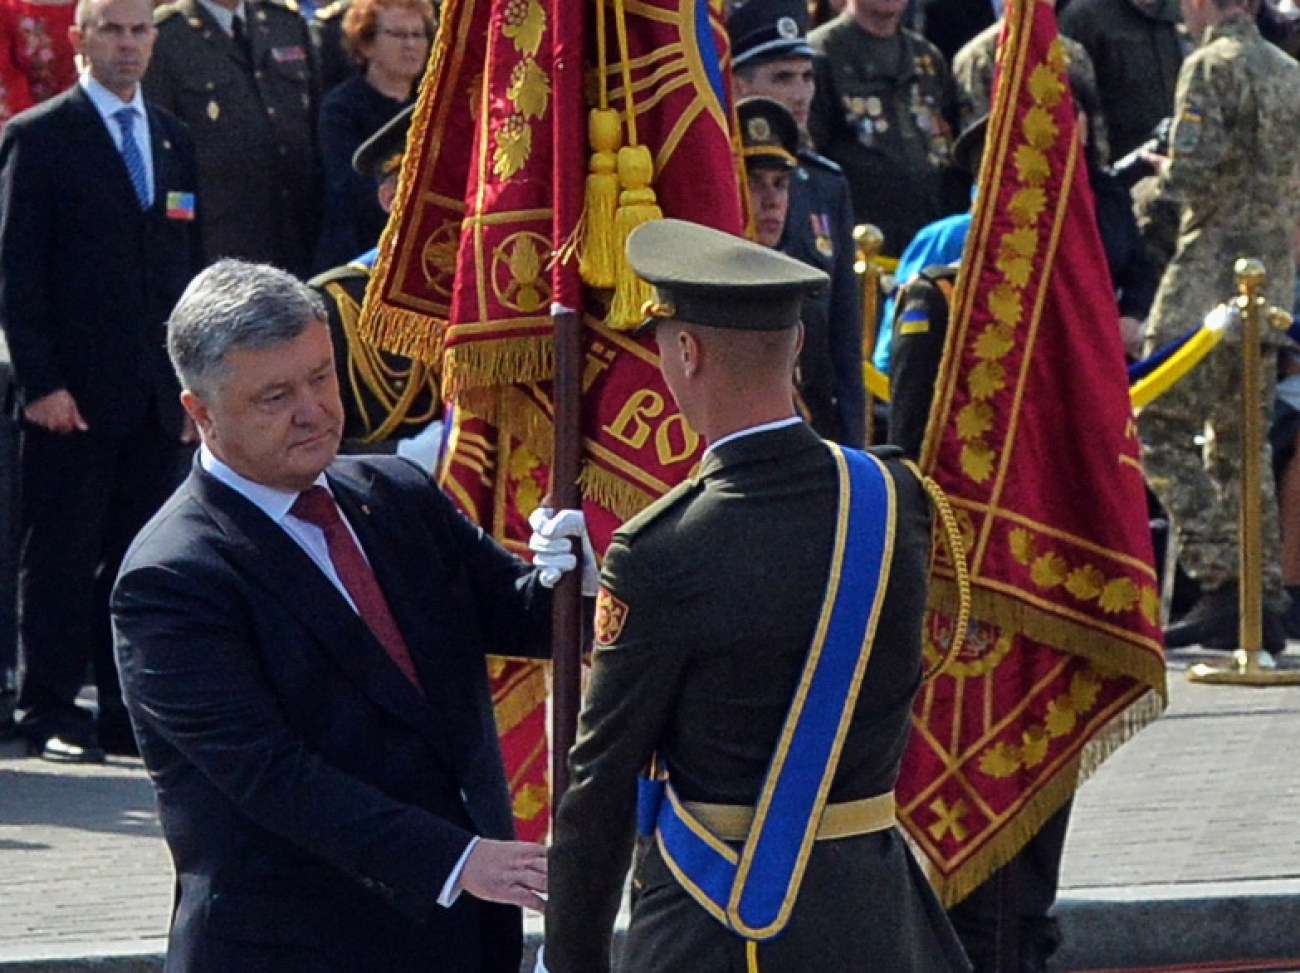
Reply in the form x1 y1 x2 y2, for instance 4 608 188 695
112 455 551 973
0 84 200 435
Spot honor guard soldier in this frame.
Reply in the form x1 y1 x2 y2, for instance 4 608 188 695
308 105 441 460
730 0 867 446
543 219 971 973
807 0 961 259
146 0 322 278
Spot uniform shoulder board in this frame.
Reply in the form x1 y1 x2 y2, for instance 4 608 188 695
797 148 842 175
615 479 698 544
307 263 367 289
314 0 348 20
865 444 904 460
154 3 184 24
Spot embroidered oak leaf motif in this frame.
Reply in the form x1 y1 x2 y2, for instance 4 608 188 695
956 400 995 439
502 0 544 56
512 782 548 820
508 59 550 120
1015 144 1050 188
1009 527 1035 564
1065 564 1105 601
1068 671 1102 711
988 283 1021 327
1000 254 1033 289
1099 576 1139 613
1044 697 1079 737
1020 726 1050 768
1030 551 1068 588
1008 186 1047 225
968 360 1006 400
978 743 1020 779
493 115 532 180
1023 105 1058 150
975 322 1015 360
1028 62 1065 108
1001 226 1038 258
961 441 996 483
1140 585 1161 627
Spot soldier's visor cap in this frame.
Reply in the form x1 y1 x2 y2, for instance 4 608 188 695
728 0 815 69
353 104 415 181
628 219 828 335
738 96 799 171
952 114 988 176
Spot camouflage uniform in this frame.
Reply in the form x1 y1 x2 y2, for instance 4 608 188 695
1137 11 1300 603
952 21 1110 165
808 14 960 257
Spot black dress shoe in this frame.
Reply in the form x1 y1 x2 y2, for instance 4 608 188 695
96 719 139 758
29 730 106 764
1165 585 1238 649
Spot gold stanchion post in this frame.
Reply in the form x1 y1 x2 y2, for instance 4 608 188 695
1188 258 1300 685
854 223 884 444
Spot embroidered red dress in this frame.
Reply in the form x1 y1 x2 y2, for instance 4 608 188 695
0 0 75 131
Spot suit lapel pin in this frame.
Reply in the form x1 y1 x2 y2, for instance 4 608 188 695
361 504 372 516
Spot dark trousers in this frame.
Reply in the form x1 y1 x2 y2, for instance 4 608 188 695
947 800 1072 973
16 417 183 737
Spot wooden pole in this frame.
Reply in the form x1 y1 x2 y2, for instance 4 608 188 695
549 307 584 813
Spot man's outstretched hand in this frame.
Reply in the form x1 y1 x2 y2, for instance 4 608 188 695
458 839 548 912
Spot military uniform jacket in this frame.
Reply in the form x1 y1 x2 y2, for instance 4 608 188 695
546 422 970 973
146 0 321 278
782 151 866 447
1145 12 1300 347
808 15 959 257
308 260 440 449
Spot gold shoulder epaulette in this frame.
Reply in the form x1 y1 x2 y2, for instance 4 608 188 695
154 3 183 24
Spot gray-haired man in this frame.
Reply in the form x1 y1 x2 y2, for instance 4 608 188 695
110 260 593 973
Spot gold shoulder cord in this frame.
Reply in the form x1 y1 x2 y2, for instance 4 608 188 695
902 459 970 682
324 279 438 443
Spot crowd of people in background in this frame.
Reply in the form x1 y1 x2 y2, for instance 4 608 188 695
0 0 1298 829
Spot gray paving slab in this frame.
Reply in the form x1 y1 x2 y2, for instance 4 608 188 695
0 650 1298 972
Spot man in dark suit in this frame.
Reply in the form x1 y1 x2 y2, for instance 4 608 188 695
543 220 969 972
0 0 201 762
145 0 321 277
112 259 591 972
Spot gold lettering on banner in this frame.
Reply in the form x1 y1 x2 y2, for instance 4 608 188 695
605 389 667 450
656 413 700 464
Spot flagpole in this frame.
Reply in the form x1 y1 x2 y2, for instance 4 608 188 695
549 307 584 812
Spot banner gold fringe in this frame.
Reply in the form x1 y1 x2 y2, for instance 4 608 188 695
442 335 555 402
358 302 448 368
916 686 1163 906
578 462 657 523
927 577 1168 700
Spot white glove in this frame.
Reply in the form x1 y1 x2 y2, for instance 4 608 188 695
528 507 600 597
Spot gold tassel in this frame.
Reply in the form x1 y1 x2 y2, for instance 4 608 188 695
607 144 662 330
577 108 623 289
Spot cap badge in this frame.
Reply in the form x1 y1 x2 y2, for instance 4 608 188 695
777 16 798 38
747 116 772 142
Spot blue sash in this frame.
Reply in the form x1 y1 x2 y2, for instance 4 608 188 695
640 444 898 940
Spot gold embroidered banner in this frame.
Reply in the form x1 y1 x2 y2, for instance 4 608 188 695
364 0 745 836
895 0 1167 905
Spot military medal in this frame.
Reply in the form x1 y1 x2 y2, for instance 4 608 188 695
875 119 889 133
811 212 833 256
865 96 882 117
206 99 220 121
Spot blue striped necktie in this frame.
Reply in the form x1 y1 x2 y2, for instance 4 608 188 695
113 106 150 209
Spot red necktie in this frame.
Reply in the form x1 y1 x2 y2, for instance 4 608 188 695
290 486 422 691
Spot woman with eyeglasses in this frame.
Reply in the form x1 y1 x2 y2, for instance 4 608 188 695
313 0 434 271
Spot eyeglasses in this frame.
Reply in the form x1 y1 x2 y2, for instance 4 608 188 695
376 28 429 42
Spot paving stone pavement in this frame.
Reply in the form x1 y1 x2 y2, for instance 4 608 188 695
1 649 1299 971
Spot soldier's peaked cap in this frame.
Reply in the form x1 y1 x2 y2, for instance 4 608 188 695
353 104 414 180
738 96 799 170
628 219 828 333
728 0 815 69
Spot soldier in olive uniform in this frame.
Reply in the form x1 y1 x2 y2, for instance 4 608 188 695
808 0 961 258
307 105 441 457
1137 0 1300 654
730 0 866 446
952 19 1110 165
544 220 970 973
146 0 321 278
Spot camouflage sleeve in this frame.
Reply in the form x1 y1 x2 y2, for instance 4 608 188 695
952 41 992 132
1162 51 1239 201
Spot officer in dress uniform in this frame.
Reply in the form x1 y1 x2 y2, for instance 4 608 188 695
543 219 971 973
307 105 441 457
146 0 322 278
730 0 866 446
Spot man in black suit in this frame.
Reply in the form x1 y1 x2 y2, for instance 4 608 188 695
544 221 968 972
112 260 589 972
0 0 201 762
